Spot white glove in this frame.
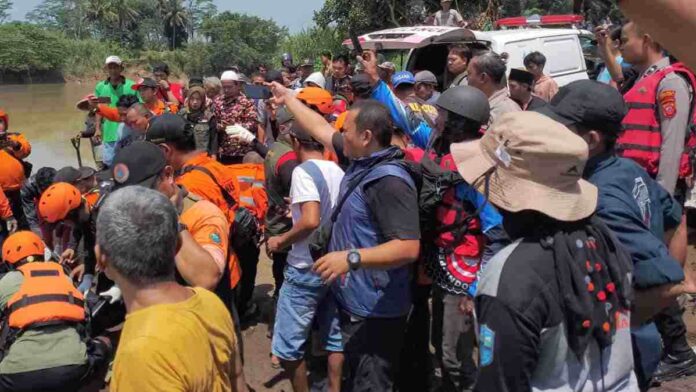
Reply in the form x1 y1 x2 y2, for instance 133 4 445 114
99 285 123 305
225 125 256 143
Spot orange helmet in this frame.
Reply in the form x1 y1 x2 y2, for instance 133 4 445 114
38 182 82 224
2 231 45 265
297 87 334 115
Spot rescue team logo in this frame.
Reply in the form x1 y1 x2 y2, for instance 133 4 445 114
113 163 130 184
210 232 222 245
658 90 677 119
479 324 495 367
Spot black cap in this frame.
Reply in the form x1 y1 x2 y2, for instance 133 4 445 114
276 106 294 125
299 59 314 68
289 123 317 143
534 80 628 134
265 70 284 84
54 167 82 184
146 113 191 144
133 77 158 90
111 141 166 190
508 68 535 86
350 74 372 99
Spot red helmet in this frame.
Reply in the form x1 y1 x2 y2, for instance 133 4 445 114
2 231 45 265
38 182 82 224
297 87 334 115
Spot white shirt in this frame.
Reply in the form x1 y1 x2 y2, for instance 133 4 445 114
287 159 345 268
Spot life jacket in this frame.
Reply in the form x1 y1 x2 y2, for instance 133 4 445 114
617 62 696 179
7 262 85 330
227 163 267 221
82 189 100 210
405 147 485 291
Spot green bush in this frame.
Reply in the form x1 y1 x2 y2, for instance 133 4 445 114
280 27 345 68
0 23 67 74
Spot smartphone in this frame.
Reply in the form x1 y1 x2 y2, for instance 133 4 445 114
349 29 363 58
244 84 272 100
97 96 112 104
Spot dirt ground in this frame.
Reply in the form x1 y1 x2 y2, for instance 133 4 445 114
242 249 696 392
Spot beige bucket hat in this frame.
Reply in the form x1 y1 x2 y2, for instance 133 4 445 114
450 111 597 222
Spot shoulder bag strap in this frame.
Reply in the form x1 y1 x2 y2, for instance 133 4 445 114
181 166 237 209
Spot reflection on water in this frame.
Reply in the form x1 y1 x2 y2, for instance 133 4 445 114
0 83 96 170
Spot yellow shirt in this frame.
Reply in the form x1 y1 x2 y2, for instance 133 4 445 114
111 288 237 392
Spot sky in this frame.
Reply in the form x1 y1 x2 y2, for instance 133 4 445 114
10 0 325 33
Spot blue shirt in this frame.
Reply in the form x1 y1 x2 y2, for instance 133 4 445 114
585 153 683 289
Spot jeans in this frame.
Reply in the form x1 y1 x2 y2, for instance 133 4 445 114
340 310 408 392
431 287 477 391
271 266 342 360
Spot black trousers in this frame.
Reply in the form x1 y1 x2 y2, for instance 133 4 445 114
4 190 27 231
396 284 431 392
236 241 260 315
272 252 288 298
340 310 408 392
654 302 692 357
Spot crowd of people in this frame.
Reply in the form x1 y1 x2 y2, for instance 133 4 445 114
1 3 696 391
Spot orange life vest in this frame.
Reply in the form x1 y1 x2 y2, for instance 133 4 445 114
227 163 267 221
7 262 85 330
617 62 696 178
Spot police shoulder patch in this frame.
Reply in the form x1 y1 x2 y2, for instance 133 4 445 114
479 324 496 367
658 89 677 119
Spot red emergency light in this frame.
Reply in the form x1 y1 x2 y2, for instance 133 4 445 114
495 14 584 28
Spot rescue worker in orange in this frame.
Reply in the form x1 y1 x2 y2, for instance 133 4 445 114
110 141 227 292
131 78 179 116
616 20 696 382
0 186 17 248
37 183 96 293
0 231 111 391
0 110 31 232
144 114 246 319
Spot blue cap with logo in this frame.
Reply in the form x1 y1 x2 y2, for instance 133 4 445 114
392 71 416 88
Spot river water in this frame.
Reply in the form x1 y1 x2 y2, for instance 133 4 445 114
0 83 96 170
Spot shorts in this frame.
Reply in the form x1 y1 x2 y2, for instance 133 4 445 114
271 265 343 360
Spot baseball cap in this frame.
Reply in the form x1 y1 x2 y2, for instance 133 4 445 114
221 70 243 82
112 141 167 190
54 167 82 184
378 62 396 72
132 77 158 91
350 74 373 98
299 59 314 68
508 68 535 86
303 72 326 89
289 123 317 144
146 113 191 144
392 71 416 88
276 106 294 126
415 70 438 85
534 80 628 135
450 111 597 222
105 55 123 66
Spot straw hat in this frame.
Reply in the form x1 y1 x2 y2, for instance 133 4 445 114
450 111 597 222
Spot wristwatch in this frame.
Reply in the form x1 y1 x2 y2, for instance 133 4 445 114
347 249 361 271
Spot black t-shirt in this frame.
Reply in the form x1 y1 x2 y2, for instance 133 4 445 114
363 176 420 241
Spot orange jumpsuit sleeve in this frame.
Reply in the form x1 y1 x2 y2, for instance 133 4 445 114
0 186 13 220
97 104 121 122
7 134 31 159
168 103 179 114
180 201 229 274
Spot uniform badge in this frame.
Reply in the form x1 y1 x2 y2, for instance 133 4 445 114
658 90 677 119
479 324 496 367
113 163 130 184
210 232 222 244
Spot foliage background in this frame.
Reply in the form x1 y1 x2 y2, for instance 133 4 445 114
0 0 620 82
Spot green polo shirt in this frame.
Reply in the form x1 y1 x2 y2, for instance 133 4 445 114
0 270 87 374
94 77 137 143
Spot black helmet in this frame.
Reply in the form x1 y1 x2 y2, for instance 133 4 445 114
436 86 490 125
282 53 293 63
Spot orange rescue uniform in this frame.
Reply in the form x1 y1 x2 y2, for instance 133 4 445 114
0 186 12 220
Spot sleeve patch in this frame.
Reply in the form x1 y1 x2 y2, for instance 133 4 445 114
479 324 496 367
658 90 677 119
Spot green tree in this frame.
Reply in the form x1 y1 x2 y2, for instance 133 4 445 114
201 12 287 73
281 26 344 66
159 0 189 50
0 23 67 76
187 0 216 39
27 0 84 38
0 0 13 23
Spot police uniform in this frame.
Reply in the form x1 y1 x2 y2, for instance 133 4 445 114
619 58 694 195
